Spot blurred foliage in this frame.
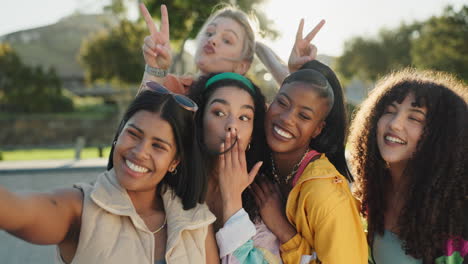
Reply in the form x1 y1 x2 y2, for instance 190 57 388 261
79 20 147 84
0 43 74 113
80 0 279 84
411 6 468 83
335 5 468 84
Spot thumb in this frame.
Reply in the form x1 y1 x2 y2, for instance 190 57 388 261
248 161 263 184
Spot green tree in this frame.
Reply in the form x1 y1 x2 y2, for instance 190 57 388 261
0 43 73 113
411 6 468 83
335 23 420 82
335 5 467 84
79 20 147 84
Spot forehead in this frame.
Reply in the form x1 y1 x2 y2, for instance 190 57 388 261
278 82 330 113
125 110 175 141
208 17 245 36
207 86 254 108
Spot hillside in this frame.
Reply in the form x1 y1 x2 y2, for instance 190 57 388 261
0 13 118 78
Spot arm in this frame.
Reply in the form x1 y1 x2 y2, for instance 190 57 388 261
138 3 172 94
0 186 83 245
255 42 289 86
205 224 220 264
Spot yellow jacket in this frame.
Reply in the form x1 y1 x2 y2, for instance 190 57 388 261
280 154 367 264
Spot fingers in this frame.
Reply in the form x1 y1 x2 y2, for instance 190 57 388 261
225 131 232 171
160 5 170 42
304 19 325 43
140 3 158 38
230 130 238 170
219 142 225 171
154 44 171 60
143 44 157 58
295 18 304 43
251 182 266 202
248 161 263 185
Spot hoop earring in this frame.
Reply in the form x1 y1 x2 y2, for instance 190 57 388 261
113 141 117 145
247 142 251 151
171 167 178 175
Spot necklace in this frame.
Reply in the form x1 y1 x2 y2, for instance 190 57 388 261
151 217 167 234
271 148 310 185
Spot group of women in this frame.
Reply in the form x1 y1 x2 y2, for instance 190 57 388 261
0 3 466 264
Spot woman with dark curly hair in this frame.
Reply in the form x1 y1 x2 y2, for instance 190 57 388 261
348 69 468 263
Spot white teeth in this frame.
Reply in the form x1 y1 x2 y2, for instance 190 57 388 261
274 125 293 139
385 135 406 144
125 159 149 173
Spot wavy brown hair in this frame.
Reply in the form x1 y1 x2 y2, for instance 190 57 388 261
348 68 467 262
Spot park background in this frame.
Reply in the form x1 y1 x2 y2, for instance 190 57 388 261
0 0 467 263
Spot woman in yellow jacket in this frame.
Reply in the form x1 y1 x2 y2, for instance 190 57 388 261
252 60 367 263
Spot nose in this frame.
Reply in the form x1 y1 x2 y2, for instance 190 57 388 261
225 116 238 133
132 140 150 160
388 113 404 131
279 109 295 127
208 35 217 47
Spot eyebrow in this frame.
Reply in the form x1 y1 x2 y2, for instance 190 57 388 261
207 22 239 40
279 92 314 113
389 103 426 116
210 98 255 112
128 124 173 148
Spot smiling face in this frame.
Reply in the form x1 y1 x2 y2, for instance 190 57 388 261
377 92 427 168
113 110 180 192
203 86 255 153
265 82 330 157
195 17 249 75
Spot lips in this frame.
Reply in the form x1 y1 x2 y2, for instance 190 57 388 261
203 43 215 54
123 158 151 179
384 133 406 145
272 124 294 140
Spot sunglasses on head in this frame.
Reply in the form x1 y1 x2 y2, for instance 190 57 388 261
145 81 199 112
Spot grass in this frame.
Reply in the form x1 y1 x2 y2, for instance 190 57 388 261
1 147 112 161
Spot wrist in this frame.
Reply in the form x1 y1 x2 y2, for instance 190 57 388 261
145 64 168 77
222 196 243 224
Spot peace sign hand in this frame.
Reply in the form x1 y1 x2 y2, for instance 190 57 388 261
218 130 263 223
140 3 172 70
288 19 325 73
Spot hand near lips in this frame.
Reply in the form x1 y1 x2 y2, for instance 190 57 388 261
218 130 263 224
252 179 297 244
288 19 325 73
140 3 172 70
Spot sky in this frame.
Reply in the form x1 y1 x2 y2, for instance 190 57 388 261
0 0 465 60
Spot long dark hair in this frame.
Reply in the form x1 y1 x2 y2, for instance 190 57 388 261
349 69 468 262
107 90 206 210
284 60 352 181
189 72 272 221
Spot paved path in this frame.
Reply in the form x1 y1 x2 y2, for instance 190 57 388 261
0 159 107 264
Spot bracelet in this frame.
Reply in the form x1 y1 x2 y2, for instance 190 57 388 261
145 64 168 77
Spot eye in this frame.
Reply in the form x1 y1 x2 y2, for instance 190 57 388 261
127 129 139 138
215 111 226 117
277 98 288 107
205 31 214 37
223 38 231 44
299 113 311 120
409 116 424 123
239 115 252 122
152 143 167 151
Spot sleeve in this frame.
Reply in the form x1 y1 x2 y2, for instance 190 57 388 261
313 201 367 263
280 233 314 264
216 209 278 264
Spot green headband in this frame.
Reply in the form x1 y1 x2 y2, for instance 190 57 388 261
205 72 255 94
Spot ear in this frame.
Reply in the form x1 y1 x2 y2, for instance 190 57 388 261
169 158 180 172
233 60 251 75
311 121 325 140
